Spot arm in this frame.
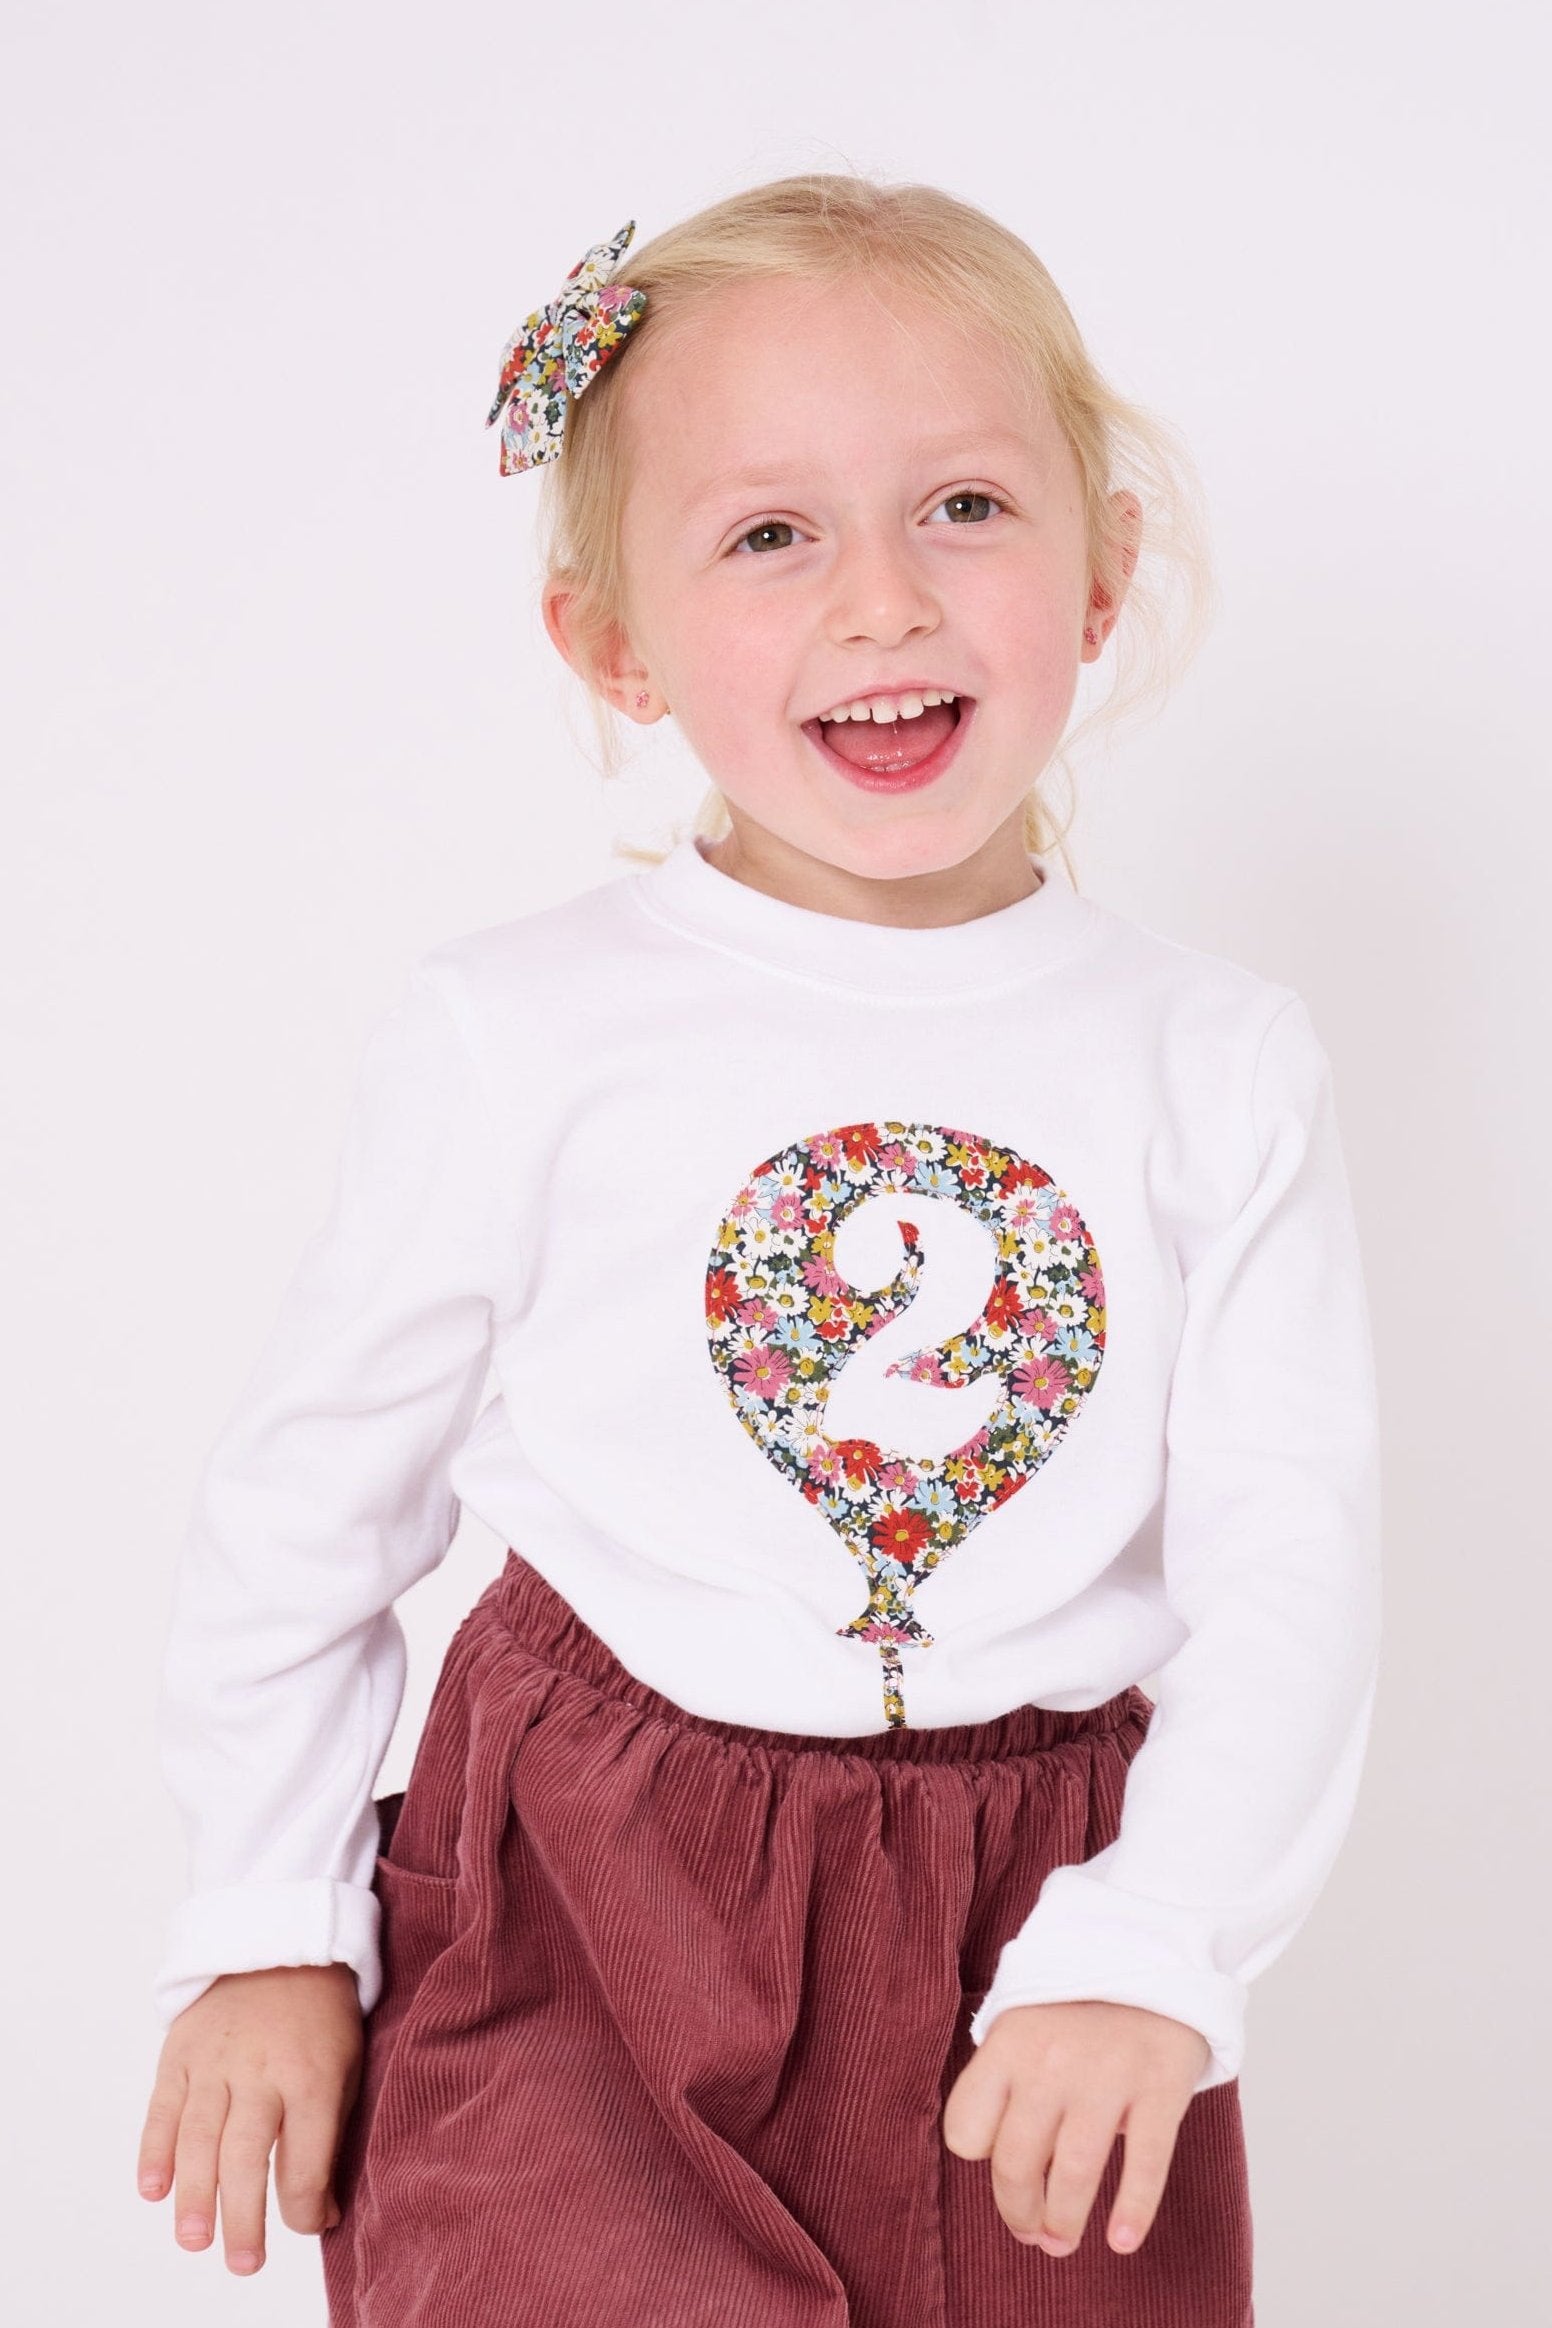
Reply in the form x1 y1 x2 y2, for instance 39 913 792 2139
152 963 516 2025
967 993 1383 2094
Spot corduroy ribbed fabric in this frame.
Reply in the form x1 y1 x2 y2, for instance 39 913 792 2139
321 1551 1254 2326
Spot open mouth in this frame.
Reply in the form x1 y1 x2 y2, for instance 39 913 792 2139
801 696 974 794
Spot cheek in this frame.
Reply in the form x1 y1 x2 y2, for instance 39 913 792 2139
675 595 799 734
978 558 1084 696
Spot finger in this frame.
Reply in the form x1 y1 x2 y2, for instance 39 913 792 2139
940 2049 1013 2160
216 2088 283 2275
1034 2104 1124 2255
988 2098 1063 2244
137 2061 188 2200
172 2079 230 2252
274 2086 349 2234
1107 2090 1187 2253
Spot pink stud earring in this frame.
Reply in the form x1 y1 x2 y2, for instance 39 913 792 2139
635 690 650 708
1083 627 1098 645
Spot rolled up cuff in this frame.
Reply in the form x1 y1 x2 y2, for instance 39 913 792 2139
152 1878 382 2025
966 1867 1247 2094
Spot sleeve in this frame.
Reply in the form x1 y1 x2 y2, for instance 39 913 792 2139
967 992 1383 2093
151 964 517 2027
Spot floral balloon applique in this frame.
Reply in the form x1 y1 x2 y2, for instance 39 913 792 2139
705 1120 1106 1726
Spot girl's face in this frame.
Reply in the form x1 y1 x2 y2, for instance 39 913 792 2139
554 274 1133 888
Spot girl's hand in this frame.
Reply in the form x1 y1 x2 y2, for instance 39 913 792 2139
136 1964 364 2275
941 1999 1211 2256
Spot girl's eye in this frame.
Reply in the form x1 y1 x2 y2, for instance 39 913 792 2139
929 490 1005 525
733 519 801 555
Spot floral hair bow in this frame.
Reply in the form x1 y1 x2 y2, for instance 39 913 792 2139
484 219 648 474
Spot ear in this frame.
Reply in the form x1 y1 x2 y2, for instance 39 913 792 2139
541 581 665 724
1080 488 1143 662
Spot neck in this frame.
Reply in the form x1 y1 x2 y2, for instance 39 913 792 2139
700 805 1042 931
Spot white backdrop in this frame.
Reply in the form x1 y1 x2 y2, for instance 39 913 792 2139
4 3 1548 2318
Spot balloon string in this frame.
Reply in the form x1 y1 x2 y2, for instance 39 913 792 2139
880 1642 908 1729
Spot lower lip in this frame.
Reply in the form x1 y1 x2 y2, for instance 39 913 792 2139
801 699 974 794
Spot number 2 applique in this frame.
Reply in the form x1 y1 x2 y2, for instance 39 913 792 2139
704 1120 1106 1727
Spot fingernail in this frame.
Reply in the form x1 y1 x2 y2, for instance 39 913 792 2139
1112 2223 1139 2249
227 2248 262 2273
176 2216 209 2243
139 2173 165 2196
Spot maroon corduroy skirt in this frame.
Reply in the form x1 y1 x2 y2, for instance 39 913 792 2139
321 1549 1253 2326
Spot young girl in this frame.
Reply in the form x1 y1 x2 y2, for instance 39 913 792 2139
137 176 1381 2326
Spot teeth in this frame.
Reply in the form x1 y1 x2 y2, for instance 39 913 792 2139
819 689 957 723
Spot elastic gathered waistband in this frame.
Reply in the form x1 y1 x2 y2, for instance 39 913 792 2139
486 1548 1148 1766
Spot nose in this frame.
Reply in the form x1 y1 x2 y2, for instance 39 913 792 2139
825 523 941 651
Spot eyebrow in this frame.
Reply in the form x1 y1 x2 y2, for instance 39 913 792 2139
687 427 1035 515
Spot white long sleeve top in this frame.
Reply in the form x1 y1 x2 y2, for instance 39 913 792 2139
153 833 1382 2094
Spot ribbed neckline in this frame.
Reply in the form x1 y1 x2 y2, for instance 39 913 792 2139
628 832 1103 1001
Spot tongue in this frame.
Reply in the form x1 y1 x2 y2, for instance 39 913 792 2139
820 701 957 772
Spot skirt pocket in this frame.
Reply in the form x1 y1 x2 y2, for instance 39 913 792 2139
370 1788 462 1994
371 1850 462 2000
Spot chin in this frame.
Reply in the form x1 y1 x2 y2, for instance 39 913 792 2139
797 817 1013 888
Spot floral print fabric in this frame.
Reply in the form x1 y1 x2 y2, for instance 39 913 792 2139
705 1120 1106 1726
484 218 648 474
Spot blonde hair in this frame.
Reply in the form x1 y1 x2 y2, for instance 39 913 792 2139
533 171 1215 886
